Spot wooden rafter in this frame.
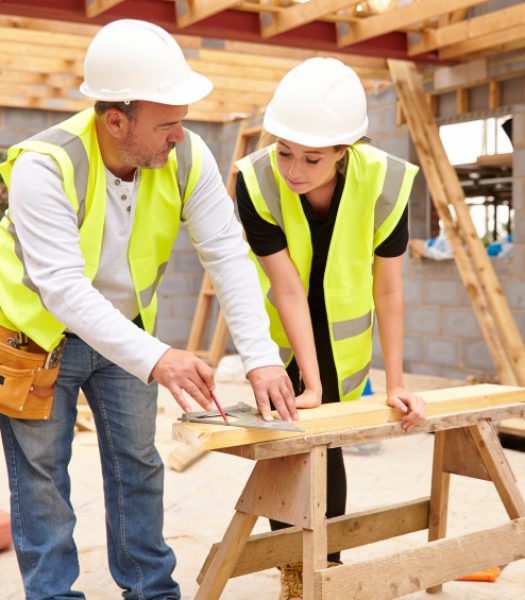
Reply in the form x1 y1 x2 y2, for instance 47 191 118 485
84 0 125 19
176 0 242 28
260 0 360 39
441 23 525 61
409 4 525 56
336 0 488 47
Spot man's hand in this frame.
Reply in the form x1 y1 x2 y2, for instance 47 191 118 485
151 348 215 413
386 387 426 432
246 366 298 423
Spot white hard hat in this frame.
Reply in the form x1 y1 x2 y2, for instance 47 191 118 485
80 19 213 105
263 57 368 147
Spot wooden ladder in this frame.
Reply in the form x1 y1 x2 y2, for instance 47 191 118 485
388 59 525 388
186 124 262 366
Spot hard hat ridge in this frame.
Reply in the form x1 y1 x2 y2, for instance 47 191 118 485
80 19 213 105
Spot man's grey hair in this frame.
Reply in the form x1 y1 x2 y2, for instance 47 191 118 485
94 100 139 121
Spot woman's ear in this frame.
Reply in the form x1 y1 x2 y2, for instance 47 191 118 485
335 146 348 161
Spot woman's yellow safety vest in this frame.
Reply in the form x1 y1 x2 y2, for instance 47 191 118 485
0 108 204 351
236 143 419 401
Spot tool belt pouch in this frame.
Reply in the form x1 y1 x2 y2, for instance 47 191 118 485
0 342 59 420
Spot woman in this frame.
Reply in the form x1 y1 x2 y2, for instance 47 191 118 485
236 58 426 600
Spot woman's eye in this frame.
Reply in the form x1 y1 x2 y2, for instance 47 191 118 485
306 158 321 165
278 151 291 158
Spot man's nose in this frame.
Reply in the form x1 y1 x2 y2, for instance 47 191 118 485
169 124 185 144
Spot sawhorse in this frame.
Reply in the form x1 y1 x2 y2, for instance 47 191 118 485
194 396 525 599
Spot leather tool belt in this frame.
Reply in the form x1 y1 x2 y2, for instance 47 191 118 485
0 326 66 420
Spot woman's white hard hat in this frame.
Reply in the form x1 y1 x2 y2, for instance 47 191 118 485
80 19 213 105
263 57 368 148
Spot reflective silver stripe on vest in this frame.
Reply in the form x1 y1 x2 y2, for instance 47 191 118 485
175 130 193 203
341 361 371 396
332 311 372 342
139 261 168 308
30 127 89 226
250 149 284 231
374 154 406 232
279 347 291 363
7 221 45 302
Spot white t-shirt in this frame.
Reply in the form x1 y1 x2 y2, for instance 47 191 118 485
8 140 281 383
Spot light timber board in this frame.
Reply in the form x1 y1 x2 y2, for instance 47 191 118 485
172 384 525 450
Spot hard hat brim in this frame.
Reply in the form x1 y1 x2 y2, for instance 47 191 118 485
80 70 213 106
263 112 369 148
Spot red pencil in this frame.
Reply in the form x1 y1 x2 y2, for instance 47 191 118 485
210 390 229 425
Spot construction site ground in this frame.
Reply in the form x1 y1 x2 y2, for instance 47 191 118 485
1 368 524 599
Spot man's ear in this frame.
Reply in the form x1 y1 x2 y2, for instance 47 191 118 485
105 108 129 138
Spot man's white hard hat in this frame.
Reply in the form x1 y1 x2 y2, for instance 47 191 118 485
263 57 368 148
80 19 213 105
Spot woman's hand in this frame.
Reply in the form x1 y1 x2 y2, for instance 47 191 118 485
386 387 426 432
294 385 323 409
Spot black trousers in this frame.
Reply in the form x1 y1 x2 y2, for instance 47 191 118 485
270 314 347 564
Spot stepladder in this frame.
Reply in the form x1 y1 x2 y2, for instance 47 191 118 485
187 385 525 600
186 123 262 366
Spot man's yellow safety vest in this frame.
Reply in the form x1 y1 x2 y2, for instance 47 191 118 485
0 108 204 351
236 143 419 401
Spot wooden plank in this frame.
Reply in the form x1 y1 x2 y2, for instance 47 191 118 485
427 431 450 594
198 498 430 580
194 510 258 600
442 427 490 480
302 446 327 600
235 453 315 528
172 384 525 450
469 421 525 519
315 517 525 599
260 0 361 39
85 0 125 18
221 403 525 461
176 0 243 28
488 79 501 109
498 417 525 438
409 4 525 56
336 0 487 47
440 23 525 59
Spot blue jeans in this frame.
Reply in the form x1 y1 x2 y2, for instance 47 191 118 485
0 335 179 600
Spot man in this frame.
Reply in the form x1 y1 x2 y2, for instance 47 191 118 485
0 19 296 600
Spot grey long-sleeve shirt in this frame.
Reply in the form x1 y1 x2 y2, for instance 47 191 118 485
8 141 281 383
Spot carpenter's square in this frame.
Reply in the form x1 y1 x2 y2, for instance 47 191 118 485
179 401 304 432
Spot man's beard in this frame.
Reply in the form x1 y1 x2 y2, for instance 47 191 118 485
119 134 176 169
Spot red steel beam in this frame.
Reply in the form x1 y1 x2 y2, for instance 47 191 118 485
0 0 446 63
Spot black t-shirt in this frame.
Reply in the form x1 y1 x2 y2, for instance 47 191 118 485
236 171 409 314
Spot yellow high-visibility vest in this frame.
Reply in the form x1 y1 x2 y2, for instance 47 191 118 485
0 108 203 350
237 143 418 400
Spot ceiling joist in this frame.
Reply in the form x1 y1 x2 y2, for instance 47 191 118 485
260 0 360 39
336 0 488 47
176 0 241 28
409 3 525 58
85 0 125 19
